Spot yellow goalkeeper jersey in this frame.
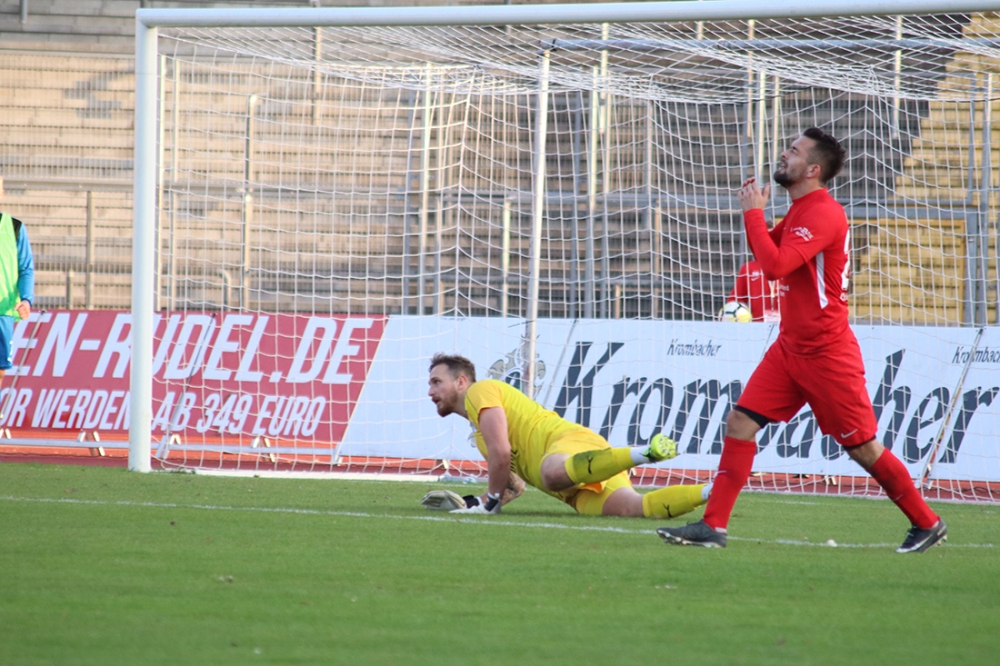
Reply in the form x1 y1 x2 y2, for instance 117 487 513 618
464 379 582 470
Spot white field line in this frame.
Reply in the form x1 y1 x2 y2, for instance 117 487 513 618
0 495 992 549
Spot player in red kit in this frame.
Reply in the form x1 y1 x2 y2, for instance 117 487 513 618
658 128 947 553
727 259 777 322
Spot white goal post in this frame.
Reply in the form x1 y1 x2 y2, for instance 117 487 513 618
131 1 1000 502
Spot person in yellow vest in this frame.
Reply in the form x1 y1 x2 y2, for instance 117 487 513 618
427 353 711 517
0 173 35 386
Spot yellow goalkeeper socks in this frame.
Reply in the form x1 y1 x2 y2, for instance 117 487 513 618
564 447 636 485
641 484 709 520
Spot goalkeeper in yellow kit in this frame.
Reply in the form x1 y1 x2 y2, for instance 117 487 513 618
426 353 711 517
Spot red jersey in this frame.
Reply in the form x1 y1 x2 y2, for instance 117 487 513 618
743 188 851 354
727 260 777 322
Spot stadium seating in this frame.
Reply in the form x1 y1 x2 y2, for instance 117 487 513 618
0 1 994 323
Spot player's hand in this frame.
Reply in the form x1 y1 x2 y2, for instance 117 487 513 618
738 177 770 212
503 473 525 504
14 300 30 320
450 492 501 515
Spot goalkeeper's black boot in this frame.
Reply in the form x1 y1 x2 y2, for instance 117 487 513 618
896 519 947 553
656 519 727 548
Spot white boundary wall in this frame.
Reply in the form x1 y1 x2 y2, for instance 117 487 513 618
344 318 1000 483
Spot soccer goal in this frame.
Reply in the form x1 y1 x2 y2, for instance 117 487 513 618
131 1 1000 501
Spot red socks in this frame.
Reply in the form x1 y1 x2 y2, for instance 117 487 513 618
869 449 939 529
703 436 757 531
703 438 938 532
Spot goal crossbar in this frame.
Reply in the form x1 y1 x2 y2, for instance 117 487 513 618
135 1 1000 28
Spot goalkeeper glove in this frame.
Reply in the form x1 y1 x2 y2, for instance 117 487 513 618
420 489 466 511
420 490 483 511
450 492 501 515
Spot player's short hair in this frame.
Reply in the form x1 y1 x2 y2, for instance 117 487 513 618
802 127 846 184
429 353 477 382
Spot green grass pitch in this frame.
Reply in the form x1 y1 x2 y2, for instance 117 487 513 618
1 462 998 666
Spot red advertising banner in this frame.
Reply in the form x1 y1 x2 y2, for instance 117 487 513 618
0 311 387 444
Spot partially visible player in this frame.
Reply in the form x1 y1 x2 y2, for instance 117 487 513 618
726 259 778 322
0 172 35 388
428 353 711 518
658 128 946 553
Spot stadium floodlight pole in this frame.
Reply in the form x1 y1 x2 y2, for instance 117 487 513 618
524 49 550 400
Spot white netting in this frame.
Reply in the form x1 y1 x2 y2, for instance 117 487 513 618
167 15 993 101
145 11 1000 502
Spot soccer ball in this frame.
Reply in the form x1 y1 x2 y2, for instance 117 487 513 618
719 301 752 322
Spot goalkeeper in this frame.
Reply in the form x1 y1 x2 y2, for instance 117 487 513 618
425 353 710 517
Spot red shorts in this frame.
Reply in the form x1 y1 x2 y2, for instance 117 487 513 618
736 336 877 447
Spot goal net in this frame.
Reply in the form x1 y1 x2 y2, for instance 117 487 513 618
131 2 1000 501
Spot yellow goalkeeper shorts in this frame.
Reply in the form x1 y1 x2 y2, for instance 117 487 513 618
567 471 633 516
517 427 634 513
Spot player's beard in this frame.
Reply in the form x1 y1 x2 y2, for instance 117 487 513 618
772 166 793 188
434 399 455 417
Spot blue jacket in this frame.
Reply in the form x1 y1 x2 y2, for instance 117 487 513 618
2 214 35 306
16 220 34 304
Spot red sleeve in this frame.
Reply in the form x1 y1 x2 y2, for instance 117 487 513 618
744 208 830 281
768 219 785 245
745 215 784 269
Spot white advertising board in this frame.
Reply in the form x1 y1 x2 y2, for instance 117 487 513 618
341 316 526 461
342 317 1000 482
